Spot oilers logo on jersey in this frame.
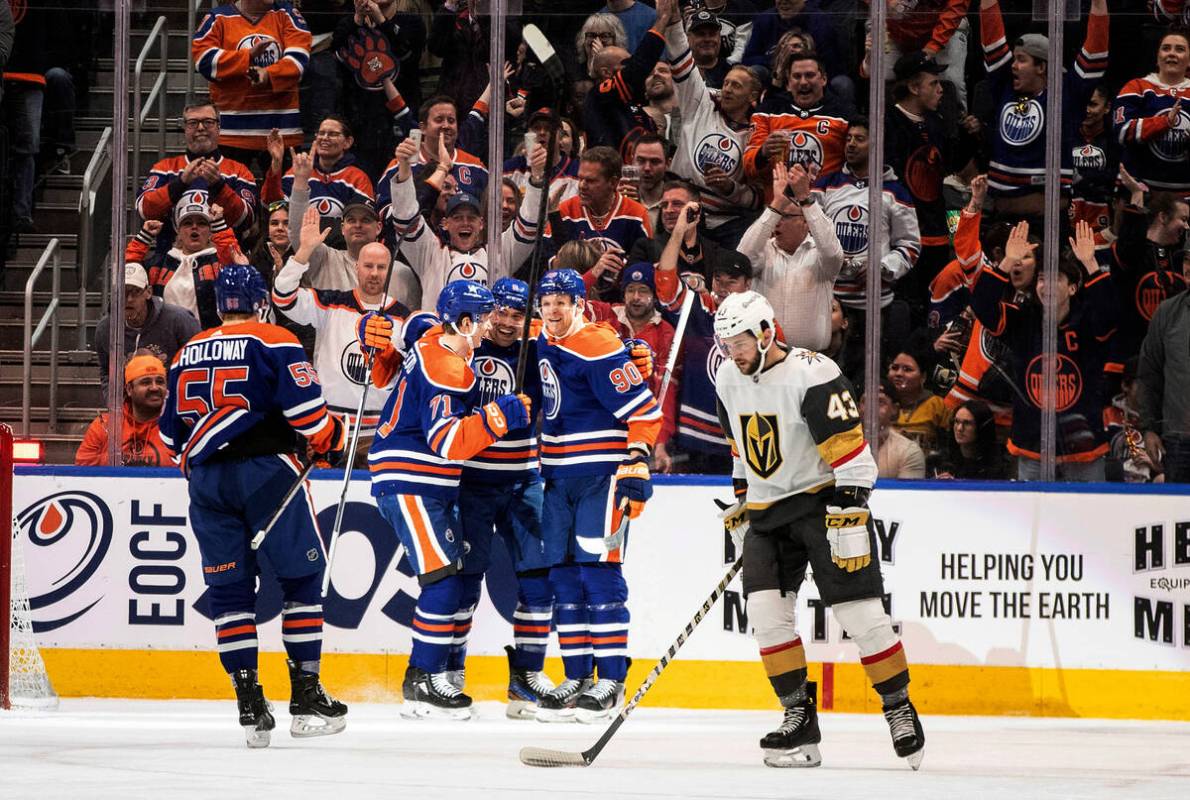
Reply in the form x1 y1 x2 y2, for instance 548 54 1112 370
473 355 515 404
695 134 742 176
1151 110 1190 162
237 33 281 67
446 259 485 284
832 205 870 258
1072 143 1107 172
1024 353 1082 413
999 99 1044 147
312 195 346 217
705 344 727 387
539 359 562 420
786 131 824 173
339 341 369 385
742 412 783 479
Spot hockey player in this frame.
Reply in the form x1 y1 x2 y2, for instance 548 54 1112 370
272 205 409 443
387 134 548 311
159 264 348 748
362 280 532 719
712 290 925 769
533 268 662 723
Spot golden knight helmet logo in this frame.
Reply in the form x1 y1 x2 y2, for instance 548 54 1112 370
742 412 783 479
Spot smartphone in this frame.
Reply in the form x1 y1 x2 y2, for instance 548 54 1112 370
407 129 422 150
523 131 537 156
685 206 698 223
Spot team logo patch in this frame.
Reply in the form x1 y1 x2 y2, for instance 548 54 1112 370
694 134 742 177
16 491 114 633
1071 143 1107 172
1152 109 1190 162
539 358 562 420
741 412 783 479
307 548 319 562
832 205 870 257
340 340 369 385
1136 271 1173 320
1024 353 1082 413
446 260 486 283
904 144 943 203
1000 99 1044 147
314 196 345 217
444 528 455 543
705 343 726 386
787 131 824 172
474 355 514 404
180 188 209 209
238 34 280 67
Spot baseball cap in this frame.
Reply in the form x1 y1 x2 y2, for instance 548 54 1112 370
893 51 946 82
1014 33 1049 63
688 9 720 32
342 202 379 221
445 192 482 216
125 262 149 290
621 261 656 291
528 107 554 128
174 201 212 226
711 254 753 280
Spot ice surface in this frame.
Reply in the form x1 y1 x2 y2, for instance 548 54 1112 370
2 700 1188 800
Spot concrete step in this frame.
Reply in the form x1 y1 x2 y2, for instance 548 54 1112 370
0 376 103 408
96 69 196 91
0 317 96 350
89 86 191 117
128 26 200 61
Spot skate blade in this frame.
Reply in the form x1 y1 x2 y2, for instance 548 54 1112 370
574 706 619 725
290 714 347 738
904 747 924 771
400 701 474 721
763 743 822 768
534 707 578 724
506 700 539 720
243 726 272 749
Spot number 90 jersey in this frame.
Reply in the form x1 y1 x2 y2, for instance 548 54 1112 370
714 348 877 515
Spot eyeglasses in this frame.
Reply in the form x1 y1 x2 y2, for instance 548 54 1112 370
183 118 219 130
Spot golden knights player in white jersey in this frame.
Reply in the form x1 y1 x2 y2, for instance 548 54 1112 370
712 290 925 770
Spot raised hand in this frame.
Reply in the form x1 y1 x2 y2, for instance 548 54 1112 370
770 161 791 206
527 141 547 184
291 148 314 182
1068 219 1098 273
295 205 331 261
394 135 419 182
968 174 988 211
266 129 285 171
1001 221 1037 268
788 163 811 201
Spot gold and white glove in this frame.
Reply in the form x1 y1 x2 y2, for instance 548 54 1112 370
824 505 871 572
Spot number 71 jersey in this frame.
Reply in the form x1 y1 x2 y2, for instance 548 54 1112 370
714 347 877 512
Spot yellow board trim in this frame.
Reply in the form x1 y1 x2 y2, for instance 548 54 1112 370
39 649 1190 721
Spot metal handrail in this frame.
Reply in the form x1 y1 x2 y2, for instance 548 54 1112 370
22 240 62 437
187 0 206 104
78 126 113 349
132 15 169 229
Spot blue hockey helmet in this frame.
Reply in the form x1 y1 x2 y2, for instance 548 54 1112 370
436 280 496 326
491 276 530 311
536 268 586 302
401 310 441 352
215 264 268 315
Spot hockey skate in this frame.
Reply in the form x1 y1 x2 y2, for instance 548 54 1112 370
401 666 474 721
575 678 625 724
883 696 925 770
287 659 348 738
535 675 594 723
232 669 275 749
446 669 466 691
505 645 555 720
761 682 822 768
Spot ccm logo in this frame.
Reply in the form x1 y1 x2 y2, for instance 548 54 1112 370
826 515 865 528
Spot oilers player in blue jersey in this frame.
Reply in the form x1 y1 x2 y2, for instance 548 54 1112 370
359 280 533 719
533 268 662 723
159 264 348 748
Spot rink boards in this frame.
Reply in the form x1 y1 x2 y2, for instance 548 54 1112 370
11 467 1190 720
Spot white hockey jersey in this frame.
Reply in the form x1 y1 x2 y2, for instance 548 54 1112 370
272 257 407 432
715 347 877 519
664 20 762 230
388 172 544 311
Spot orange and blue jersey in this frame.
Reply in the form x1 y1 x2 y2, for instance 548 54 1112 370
1113 73 1190 194
192 3 312 149
263 153 375 217
368 330 501 499
462 337 543 484
536 322 662 478
136 151 258 237
553 193 652 256
160 320 332 474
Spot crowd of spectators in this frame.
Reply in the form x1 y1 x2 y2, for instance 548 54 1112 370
48 0 1190 484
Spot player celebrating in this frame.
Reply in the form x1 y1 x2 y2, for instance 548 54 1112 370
362 280 532 719
533 269 662 723
159 264 348 748
712 290 925 769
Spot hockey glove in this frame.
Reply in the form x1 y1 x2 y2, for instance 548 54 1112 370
357 311 395 354
824 505 871 573
625 338 654 380
480 393 531 439
311 413 348 468
714 498 749 550
614 454 653 519
338 26 399 89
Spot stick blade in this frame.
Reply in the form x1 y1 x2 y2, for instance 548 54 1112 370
519 746 591 768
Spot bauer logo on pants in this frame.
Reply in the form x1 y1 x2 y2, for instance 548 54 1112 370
741 413 783 479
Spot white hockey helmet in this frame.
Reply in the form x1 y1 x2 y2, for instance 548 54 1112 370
713 290 776 342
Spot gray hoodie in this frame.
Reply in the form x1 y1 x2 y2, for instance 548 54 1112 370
93 296 201 397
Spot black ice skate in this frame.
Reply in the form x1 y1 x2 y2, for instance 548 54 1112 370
287 659 347 738
883 695 925 770
575 678 625 724
401 665 474 721
505 645 556 720
535 674 594 723
760 681 822 768
232 669 275 749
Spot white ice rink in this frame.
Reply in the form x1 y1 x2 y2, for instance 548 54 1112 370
2 701 1188 800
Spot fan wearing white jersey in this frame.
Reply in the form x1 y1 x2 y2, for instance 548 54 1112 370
388 136 548 311
712 290 925 770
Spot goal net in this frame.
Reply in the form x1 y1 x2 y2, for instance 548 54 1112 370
1 424 58 710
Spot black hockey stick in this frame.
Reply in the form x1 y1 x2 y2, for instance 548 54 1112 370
519 555 744 768
251 460 317 550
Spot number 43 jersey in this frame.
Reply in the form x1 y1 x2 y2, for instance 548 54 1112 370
714 348 877 516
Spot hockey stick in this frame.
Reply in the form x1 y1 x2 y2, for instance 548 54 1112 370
519 555 744 768
250 460 317 550
656 286 696 410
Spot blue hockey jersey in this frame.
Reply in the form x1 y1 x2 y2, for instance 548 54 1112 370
462 336 543 484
